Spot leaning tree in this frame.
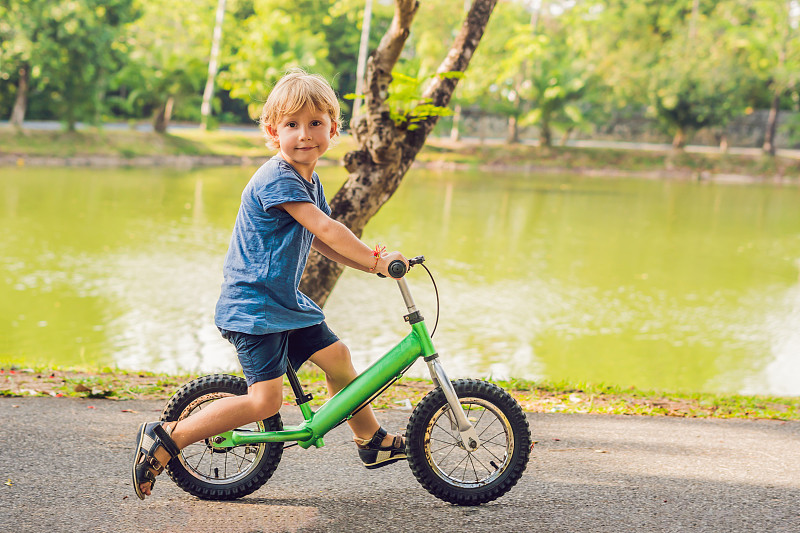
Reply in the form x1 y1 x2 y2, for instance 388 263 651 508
300 0 498 305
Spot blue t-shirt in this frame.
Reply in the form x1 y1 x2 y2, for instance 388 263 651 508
214 156 331 335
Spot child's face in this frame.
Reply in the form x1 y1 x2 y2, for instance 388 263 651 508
267 106 337 179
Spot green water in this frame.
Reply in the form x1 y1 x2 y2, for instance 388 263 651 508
2 164 799 395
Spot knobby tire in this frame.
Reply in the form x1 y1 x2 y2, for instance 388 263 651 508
161 373 283 500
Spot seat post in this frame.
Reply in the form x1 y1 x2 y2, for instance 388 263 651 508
286 365 312 404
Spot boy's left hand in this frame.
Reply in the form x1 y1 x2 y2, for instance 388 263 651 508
376 251 409 279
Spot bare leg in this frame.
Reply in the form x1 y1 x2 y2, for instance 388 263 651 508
309 341 396 446
139 376 283 497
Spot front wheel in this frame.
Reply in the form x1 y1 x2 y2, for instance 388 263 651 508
161 374 284 500
406 379 531 505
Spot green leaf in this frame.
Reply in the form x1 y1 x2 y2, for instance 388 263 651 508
563 104 583 123
520 108 542 126
437 71 465 80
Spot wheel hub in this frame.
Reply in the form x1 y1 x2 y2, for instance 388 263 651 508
205 437 233 453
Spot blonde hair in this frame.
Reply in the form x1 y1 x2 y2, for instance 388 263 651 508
259 68 342 150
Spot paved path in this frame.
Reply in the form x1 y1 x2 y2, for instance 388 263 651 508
2 397 799 532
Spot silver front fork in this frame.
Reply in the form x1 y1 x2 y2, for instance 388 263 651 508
397 278 481 451
426 358 481 451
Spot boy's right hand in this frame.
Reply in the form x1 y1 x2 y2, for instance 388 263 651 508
376 251 409 279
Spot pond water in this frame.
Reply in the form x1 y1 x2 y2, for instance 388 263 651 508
2 164 800 395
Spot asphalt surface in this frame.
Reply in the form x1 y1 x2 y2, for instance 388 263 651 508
1 397 799 533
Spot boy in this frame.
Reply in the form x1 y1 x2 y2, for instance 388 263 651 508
132 69 408 499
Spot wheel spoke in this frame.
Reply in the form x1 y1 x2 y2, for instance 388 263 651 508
430 436 459 446
230 450 254 471
433 419 459 443
446 452 470 479
431 443 457 455
473 405 488 427
482 429 509 446
434 439 460 464
481 443 507 465
181 449 206 460
476 418 498 438
469 451 493 476
196 447 208 470
468 454 480 482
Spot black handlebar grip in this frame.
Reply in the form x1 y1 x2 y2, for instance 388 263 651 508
387 259 407 278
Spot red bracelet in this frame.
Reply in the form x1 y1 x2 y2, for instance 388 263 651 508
369 244 386 272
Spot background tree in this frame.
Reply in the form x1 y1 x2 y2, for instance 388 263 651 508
36 0 138 130
581 0 665 123
220 0 391 122
723 0 800 155
110 0 223 132
646 3 750 149
583 0 751 150
0 0 50 129
300 0 499 306
501 4 594 147
219 0 334 120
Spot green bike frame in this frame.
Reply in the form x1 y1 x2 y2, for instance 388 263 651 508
211 276 481 452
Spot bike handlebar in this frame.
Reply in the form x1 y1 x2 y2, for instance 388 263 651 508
387 260 407 278
377 256 425 279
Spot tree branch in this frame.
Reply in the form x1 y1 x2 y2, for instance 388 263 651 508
353 0 419 165
300 0 498 307
423 0 499 108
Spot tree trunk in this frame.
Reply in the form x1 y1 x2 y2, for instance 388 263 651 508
560 127 573 146
672 127 687 150
719 133 728 153
506 115 519 144
762 91 780 156
539 115 552 147
478 113 488 144
10 63 30 130
299 0 498 306
201 0 227 130
153 96 175 133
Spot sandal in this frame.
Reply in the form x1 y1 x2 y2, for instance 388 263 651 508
131 421 180 500
355 427 407 469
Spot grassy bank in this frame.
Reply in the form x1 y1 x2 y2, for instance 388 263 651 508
0 127 268 158
2 366 797 421
2 126 799 179
418 139 800 180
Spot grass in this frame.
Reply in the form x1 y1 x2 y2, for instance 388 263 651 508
417 138 800 179
3 125 799 179
2 365 798 421
0 125 348 161
0 128 210 157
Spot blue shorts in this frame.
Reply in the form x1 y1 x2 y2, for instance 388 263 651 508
219 322 340 386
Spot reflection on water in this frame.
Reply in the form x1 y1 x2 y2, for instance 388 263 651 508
2 165 799 395
761 280 800 395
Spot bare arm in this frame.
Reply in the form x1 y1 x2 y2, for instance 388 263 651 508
282 201 407 277
311 237 370 272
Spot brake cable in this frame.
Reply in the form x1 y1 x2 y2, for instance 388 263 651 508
417 262 440 338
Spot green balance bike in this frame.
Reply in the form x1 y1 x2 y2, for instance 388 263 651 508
160 257 531 505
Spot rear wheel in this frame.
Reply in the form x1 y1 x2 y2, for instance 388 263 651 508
406 379 531 505
161 374 283 500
